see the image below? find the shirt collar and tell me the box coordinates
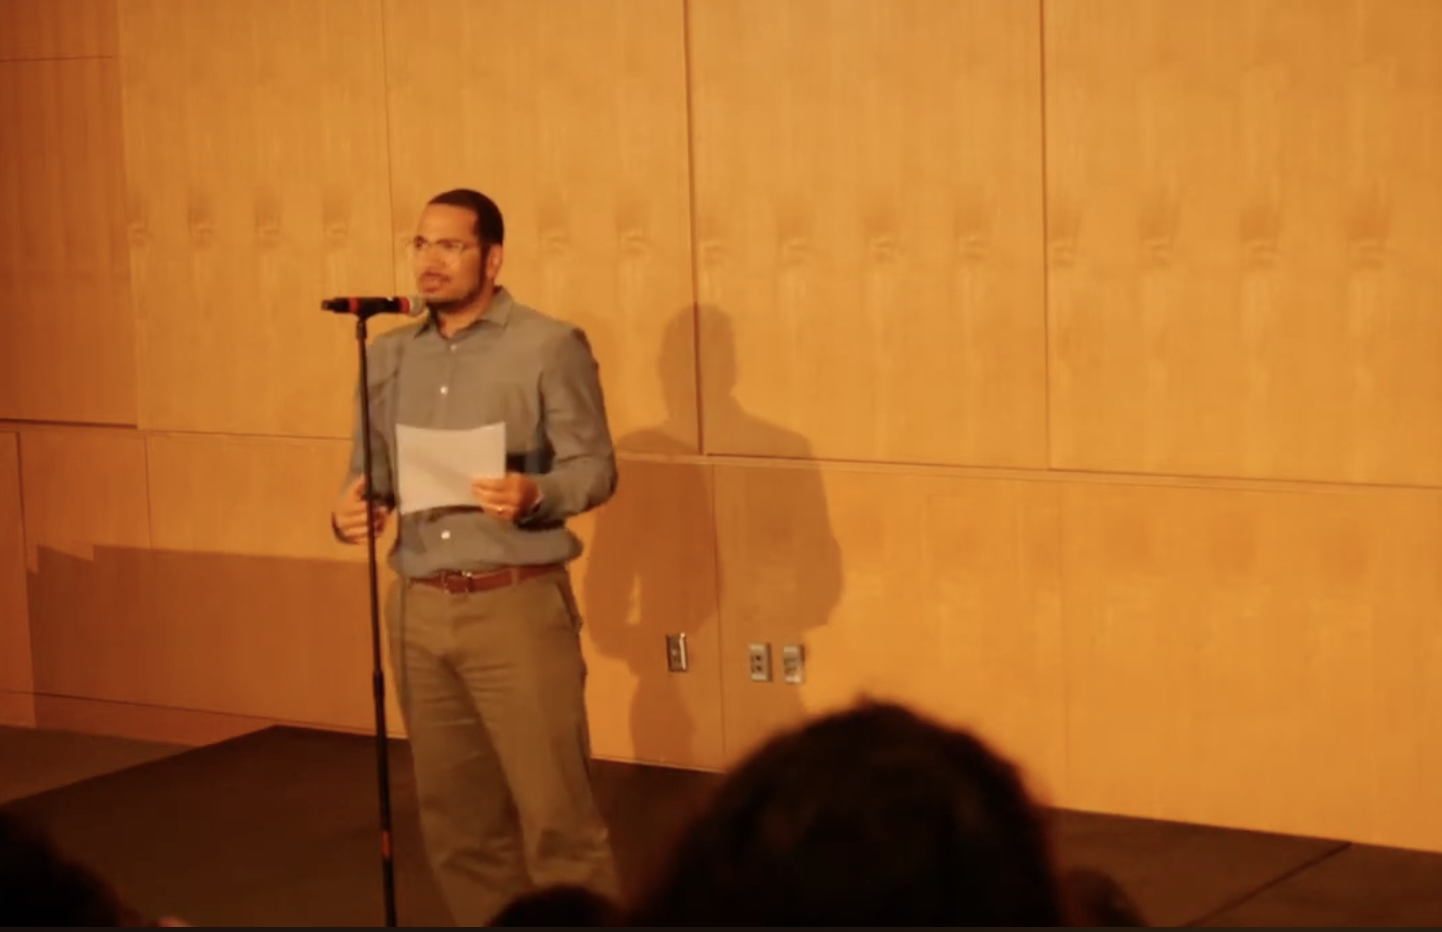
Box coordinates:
[415,285,514,337]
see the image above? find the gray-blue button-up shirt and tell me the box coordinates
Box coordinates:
[342,287,617,578]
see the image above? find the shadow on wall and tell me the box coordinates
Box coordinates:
[581,304,843,770]
[24,545,391,733]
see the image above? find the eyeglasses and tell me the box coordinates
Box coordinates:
[409,237,477,258]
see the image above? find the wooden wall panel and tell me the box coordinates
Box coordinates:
[714,463,1067,798]
[689,0,1046,467]
[384,0,697,454]
[0,432,32,724]
[121,0,394,438]
[0,0,117,60]
[0,693,35,728]
[32,695,271,746]
[20,428,150,702]
[144,433,404,732]
[146,434,370,563]
[568,458,723,770]
[1047,0,1442,485]
[0,57,134,424]
[1062,480,1442,851]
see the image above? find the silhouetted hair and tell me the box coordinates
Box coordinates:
[0,811,147,926]
[1062,867,1147,926]
[489,883,620,927]
[429,188,504,247]
[625,699,1067,927]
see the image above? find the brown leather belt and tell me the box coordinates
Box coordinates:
[411,563,562,595]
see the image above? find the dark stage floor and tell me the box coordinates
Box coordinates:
[4,725,1442,927]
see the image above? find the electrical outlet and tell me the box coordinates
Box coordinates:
[781,643,805,684]
[748,642,772,682]
[665,633,688,672]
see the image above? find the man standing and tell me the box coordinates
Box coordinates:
[330,188,621,924]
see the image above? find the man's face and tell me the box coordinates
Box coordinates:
[411,203,492,309]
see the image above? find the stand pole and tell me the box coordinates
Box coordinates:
[356,312,398,928]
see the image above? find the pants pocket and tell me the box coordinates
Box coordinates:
[550,572,584,635]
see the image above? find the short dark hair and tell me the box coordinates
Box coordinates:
[1062,867,1147,926]
[489,883,621,926]
[626,700,1066,927]
[0,811,146,926]
[428,188,504,247]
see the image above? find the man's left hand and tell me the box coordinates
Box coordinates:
[471,472,539,523]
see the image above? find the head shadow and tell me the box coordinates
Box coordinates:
[581,303,843,772]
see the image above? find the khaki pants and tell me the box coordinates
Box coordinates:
[385,568,619,926]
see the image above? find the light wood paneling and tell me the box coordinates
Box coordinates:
[20,427,150,702]
[1047,0,1442,485]
[146,433,371,562]
[121,0,394,437]
[17,428,407,735]
[384,0,697,454]
[19,428,149,564]
[0,691,35,727]
[33,694,270,746]
[144,433,404,732]
[689,0,1046,467]
[714,462,1067,799]
[0,57,134,424]
[0,0,117,60]
[570,457,723,770]
[0,433,29,707]
[1062,481,1442,851]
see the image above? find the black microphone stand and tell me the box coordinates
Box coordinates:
[350,307,398,928]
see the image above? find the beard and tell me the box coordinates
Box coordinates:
[424,282,486,315]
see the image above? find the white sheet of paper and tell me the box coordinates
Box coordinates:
[395,423,506,515]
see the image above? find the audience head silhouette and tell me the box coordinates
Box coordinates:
[488,882,620,926]
[0,811,151,926]
[1062,866,1148,926]
[625,699,1066,927]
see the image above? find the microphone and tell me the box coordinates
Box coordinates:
[321,295,427,317]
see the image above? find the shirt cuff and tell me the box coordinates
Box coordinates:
[521,477,553,525]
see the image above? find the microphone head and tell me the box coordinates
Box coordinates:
[319,294,429,317]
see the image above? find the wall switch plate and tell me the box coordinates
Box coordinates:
[665,633,688,672]
[781,643,805,684]
[748,642,772,682]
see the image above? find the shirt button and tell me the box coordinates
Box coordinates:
[440,530,451,540]
[440,386,449,395]
[450,344,457,352]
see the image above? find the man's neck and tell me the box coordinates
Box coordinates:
[436,286,496,338]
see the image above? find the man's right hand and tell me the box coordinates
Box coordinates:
[332,476,390,544]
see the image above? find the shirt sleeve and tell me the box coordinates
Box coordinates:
[525,325,618,524]
[341,340,396,506]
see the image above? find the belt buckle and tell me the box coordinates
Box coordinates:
[442,571,472,595]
